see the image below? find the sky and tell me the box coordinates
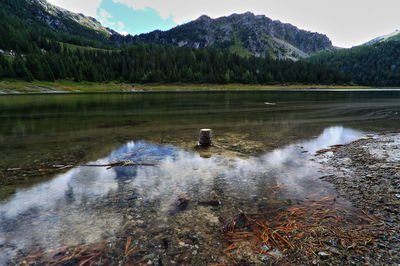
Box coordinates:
[47,0,400,48]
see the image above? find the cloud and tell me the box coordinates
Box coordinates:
[117,21,125,30]
[48,0,102,18]
[98,0,176,35]
[111,0,255,23]
[98,8,113,19]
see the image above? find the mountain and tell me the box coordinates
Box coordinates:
[1,0,335,60]
[119,12,334,60]
[0,0,349,85]
[0,0,116,49]
[364,30,400,45]
[25,0,114,36]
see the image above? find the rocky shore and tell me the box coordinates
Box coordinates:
[322,133,400,264]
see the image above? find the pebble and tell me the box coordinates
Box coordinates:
[143,253,156,260]
[261,244,270,251]
[318,251,329,259]
[328,247,340,255]
[326,239,337,247]
[339,157,352,166]
[269,249,283,259]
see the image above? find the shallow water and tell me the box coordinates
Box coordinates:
[1,91,400,263]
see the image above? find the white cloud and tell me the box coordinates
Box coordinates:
[117,21,126,30]
[98,8,113,19]
[47,0,102,18]
[97,12,126,35]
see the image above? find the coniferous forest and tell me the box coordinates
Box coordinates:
[306,41,400,86]
[0,42,349,84]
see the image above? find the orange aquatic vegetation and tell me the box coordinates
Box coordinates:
[124,237,136,258]
[18,243,108,266]
[221,196,381,263]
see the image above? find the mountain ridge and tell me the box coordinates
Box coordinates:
[0,0,116,49]
[118,12,334,60]
[1,0,337,60]
[27,0,115,36]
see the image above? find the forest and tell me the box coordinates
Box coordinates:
[0,42,348,84]
[306,41,400,86]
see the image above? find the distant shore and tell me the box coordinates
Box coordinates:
[0,80,379,94]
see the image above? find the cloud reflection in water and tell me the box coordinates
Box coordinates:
[0,126,363,263]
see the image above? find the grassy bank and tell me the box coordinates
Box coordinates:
[0,80,374,93]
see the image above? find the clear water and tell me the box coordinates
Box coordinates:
[1,91,400,263]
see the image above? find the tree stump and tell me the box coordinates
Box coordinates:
[199,129,213,147]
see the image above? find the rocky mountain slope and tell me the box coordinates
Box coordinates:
[0,0,115,47]
[120,12,334,60]
[27,0,114,35]
[364,30,400,45]
[2,0,336,60]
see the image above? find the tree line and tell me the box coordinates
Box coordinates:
[0,42,348,84]
[306,41,400,86]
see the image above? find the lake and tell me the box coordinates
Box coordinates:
[0,91,400,264]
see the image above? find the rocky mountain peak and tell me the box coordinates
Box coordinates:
[197,15,212,21]
[127,12,334,60]
[19,0,114,36]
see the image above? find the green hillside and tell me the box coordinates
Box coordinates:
[306,41,400,86]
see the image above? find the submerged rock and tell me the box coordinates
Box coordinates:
[318,251,329,259]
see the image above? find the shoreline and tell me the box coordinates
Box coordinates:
[0,80,381,94]
[321,133,400,264]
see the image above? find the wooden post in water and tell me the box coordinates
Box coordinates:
[199,129,213,147]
